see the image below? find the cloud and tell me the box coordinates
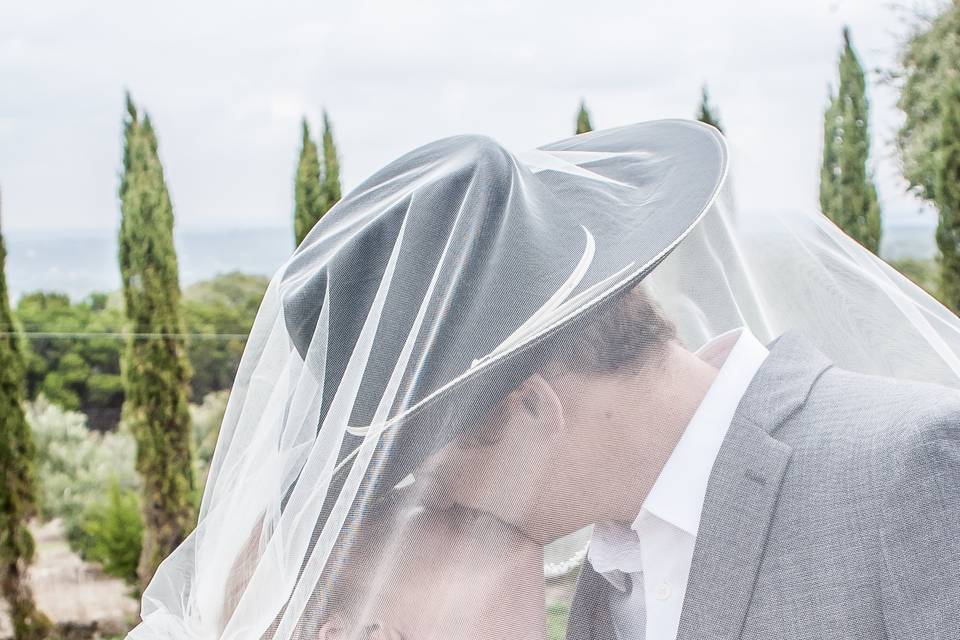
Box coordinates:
[0,0,937,232]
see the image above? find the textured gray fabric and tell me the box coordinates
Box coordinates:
[567,330,960,640]
[607,573,646,640]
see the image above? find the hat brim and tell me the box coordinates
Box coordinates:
[332,120,729,499]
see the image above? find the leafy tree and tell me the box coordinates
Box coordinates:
[15,292,125,431]
[320,110,342,214]
[13,272,268,421]
[819,26,882,254]
[0,187,52,639]
[118,93,196,589]
[294,118,325,247]
[576,100,593,134]
[189,389,229,502]
[696,85,724,133]
[181,272,269,403]
[896,2,960,203]
[936,74,960,311]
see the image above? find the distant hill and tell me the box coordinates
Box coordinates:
[4,227,294,303]
[1,220,938,303]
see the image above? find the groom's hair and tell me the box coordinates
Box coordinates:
[537,280,678,380]
[452,280,678,449]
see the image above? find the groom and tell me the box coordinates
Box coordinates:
[418,280,960,640]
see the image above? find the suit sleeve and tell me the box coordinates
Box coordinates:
[877,412,960,640]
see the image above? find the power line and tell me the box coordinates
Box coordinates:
[0,330,249,340]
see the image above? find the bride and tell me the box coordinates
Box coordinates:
[309,497,547,640]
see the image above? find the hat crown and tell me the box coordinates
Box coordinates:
[279,120,727,430]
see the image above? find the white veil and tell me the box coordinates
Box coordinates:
[126,120,960,639]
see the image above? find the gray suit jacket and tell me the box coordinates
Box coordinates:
[566,331,960,640]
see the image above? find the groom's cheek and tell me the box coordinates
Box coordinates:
[416,445,484,509]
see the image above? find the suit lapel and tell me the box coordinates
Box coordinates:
[674,417,792,639]
[566,332,832,640]
[566,559,617,640]
[675,331,832,640]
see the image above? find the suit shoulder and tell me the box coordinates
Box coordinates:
[812,366,960,447]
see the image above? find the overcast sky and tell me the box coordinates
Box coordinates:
[0,0,944,232]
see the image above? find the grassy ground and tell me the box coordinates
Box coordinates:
[547,602,570,640]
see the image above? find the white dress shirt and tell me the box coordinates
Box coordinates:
[586,327,769,640]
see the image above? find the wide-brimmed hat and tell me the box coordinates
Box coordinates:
[279,118,727,505]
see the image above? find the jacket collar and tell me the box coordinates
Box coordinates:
[674,330,832,639]
[567,330,833,640]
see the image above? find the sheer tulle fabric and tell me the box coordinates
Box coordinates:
[126,121,960,639]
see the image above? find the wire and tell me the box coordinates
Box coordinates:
[0,330,249,340]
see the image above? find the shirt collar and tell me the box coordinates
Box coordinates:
[637,327,769,537]
[587,327,769,579]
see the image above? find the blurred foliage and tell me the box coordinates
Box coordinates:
[16,291,126,431]
[26,395,139,539]
[896,1,960,204]
[935,74,960,312]
[294,112,342,248]
[575,100,592,134]
[0,193,53,638]
[118,94,197,589]
[697,84,724,133]
[820,27,881,254]
[182,272,268,403]
[320,110,342,215]
[27,389,229,586]
[888,257,941,299]
[294,118,325,248]
[188,389,229,506]
[12,272,268,431]
[74,478,143,585]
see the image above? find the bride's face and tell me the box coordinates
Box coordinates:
[318,508,546,640]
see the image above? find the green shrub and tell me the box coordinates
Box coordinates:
[26,394,139,528]
[28,388,229,583]
[74,477,143,584]
[189,389,229,507]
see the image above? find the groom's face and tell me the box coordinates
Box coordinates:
[419,370,611,544]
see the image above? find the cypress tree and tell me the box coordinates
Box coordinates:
[0,187,52,639]
[320,110,342,214]
[575,100,593,134]
[896,2,960,203]
[117,93,196,590]
[696,85,724,133]
[818,27,882,254]
[294,118,324,247]
[935,75,960,311]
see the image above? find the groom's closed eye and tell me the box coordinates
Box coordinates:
[452,395,511,449]
[456,412,507,449]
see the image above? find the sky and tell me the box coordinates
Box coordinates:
[0,0,946,233]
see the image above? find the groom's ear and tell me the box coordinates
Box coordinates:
[516,373,566,437]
